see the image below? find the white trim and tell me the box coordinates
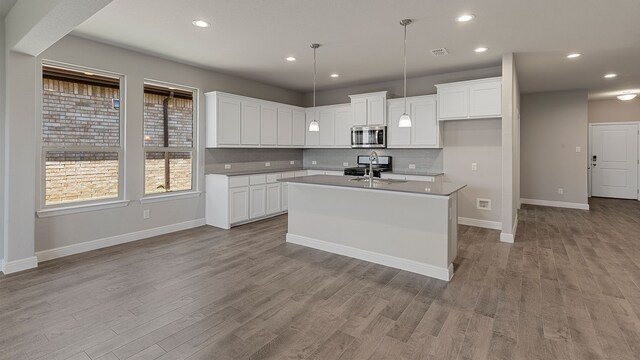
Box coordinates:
[458,217,502,230]
[512,212,519,237]
[140,191,201,204]
[286,233,453,281]
[36,218,206,263]
[500,232,514,244]
[37,200,130,218]
[520,198,590,210]
[1,256,38,274]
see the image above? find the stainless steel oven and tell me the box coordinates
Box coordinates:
[351,126,386,148]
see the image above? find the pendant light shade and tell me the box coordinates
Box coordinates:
[309,43,320,132]
[398,19,412,128]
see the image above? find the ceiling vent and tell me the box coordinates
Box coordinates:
[430,48,449,57]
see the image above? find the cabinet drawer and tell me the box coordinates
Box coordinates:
[250,175,266,185]
[266,173,281,183]
[281,171,296,179]
[229,176,249,188]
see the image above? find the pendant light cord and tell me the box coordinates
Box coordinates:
[313,46,317,113]
[403,21,407,114]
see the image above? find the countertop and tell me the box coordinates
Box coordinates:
[206,168,444,177]
[279,175,465,196]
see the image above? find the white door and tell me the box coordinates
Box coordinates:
[367,97,385,125]
[591,123,638,199]
[229,187,249,224]
[241,101,260,145]
[468,80,502,118]
[266,183,281,214]
[249,185,267,218]
[352,98,367,126]
[260,105,278,145]
[438,86,469,120]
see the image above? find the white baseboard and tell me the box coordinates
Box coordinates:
[287,233,453,281]
[36,218,206,263]
[500,233,514,243]
[458,217,502,230]
[1,256,38,274]
[520,198,589,210]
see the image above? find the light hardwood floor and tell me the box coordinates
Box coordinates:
[2,197,640,359]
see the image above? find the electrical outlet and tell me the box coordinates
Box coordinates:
[471,163,478,171]
[408,164,416,169]
[477,199,491,210]
[343,162,349,166]
[224,164,231,169]
[312,160,317,165]
[143,209,150,219]
[265,162,271,167]
[290,160,295,165]
[576,146,581,153]
[558,188,564,195]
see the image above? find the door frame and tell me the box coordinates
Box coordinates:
[588,121,640,200]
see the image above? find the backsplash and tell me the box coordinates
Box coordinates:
[205,148,303,173]
[303,148,443,174]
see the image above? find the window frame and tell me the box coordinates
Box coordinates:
[38,60,127,212]
[142,79,198,199]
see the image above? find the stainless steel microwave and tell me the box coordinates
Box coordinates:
[351,126,386,148]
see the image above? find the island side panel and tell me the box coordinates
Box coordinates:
[286,183,454,280]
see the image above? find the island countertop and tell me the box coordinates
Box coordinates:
[279,175,466,196]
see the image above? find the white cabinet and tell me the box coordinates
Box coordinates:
[266,183,281,215]
[241,101,260,145]
[387,95,440,148]
[334,106,352,147]
[292,109,306,146]
[229,187,250,224]
[260,104,278,145]
[277,107,293,146]
[306,105,350,148]
[319,109,335,146]
[436,77,502,121]
[249,185,267,219]
[307,170,344,176]
[349,92,388,126]
[207,94,241,146]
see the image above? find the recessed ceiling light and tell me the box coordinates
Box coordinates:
[330,73,339,78]
[617,93,637,101]
[286,56,296,62]
[566,53,581,59]
[604,73,617,78]
[192,20,210,28]
[457,14,475,22]
[474,47,488,53]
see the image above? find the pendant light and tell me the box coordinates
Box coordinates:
[398,19,412,128]
[308,43,320,132]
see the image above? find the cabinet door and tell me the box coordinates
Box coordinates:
[277,107,293,145]
[249,185,266,219]
[266,183,281,215]
[438,86,469,120]
[352,98,367,126]
[469,81,502,118]
[292,109,306,146]
[229,187,249,224]
[387,101,411,146]
[241,100,260,145]
[217,96,241,145]
[367,96,386,125]
[260,105,278,145]
[305,109,320,146]
[412,97,439,147]
[334,106,352,147]
[319,109,335,146]
[281,183,288,211]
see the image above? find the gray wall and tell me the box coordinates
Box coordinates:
[303,149,443,174]
[303,66,501,106]
[0,16,5,261]
[588,98,640,123]
[521,90,589,205]
[34,35,303,252]
[442,120,502,223]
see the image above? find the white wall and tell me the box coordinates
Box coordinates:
[588,98,640,123]
[521,90,589,205]
[32,35,302,253]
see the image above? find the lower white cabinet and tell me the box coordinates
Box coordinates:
[229,187,249,223]
[266,183,281,214]
[249,185,267,219]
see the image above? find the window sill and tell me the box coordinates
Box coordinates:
[140,191,201,204]
[37,200,131,218]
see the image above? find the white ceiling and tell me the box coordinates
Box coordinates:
[72,0,640,99]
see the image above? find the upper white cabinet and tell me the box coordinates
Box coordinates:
[436,77,502,121]
[305,104,351,148]
[349,91,388,126]
[387,95,441,148]
[334,106,353,147]
[292,109,306,146]
[241,100,260,145]
[277,107,293,146]
[207,94,241,146]
[260,104,278,145]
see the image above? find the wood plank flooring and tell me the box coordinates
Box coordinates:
[2,197,640,359]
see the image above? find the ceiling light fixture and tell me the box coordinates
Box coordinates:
[474,47,488,53]
[83,72,94,76]
[330,73,339,78]
[286,56,296,62]
[308,44,320,132]
[192,20,210,28]
[617,93,637,101]
[566,53,581,59]
[398,19,413,128]
[604,73,617,78]
[457,14,475,22]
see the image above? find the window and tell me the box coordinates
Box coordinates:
[41,64,124,207]
[143,82,196,195]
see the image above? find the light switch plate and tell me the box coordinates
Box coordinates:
[576,146,581,153]
[265,162,271,167]
[471,163,478,171]
[408,164,416,169]
[558,188,564,195]
[143,209,150,219]
[312,160,317,165]
[290,160,295,165]
[224,164,231,169]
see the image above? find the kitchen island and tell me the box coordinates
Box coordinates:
[279,175,466,281]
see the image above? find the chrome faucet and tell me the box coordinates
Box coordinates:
[369,151,378,186]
